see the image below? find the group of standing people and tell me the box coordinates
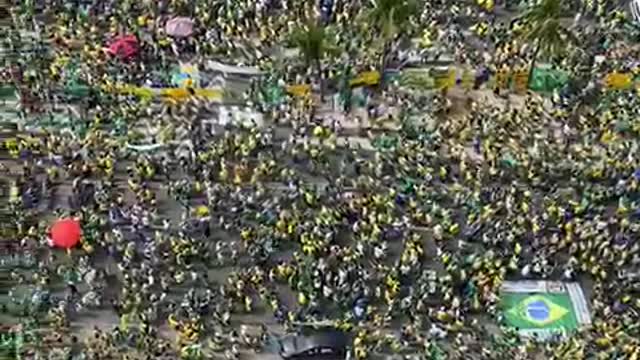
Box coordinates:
[1,0,640,359]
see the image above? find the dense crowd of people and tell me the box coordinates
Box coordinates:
[1,0,640,359]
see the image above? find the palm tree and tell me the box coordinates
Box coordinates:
[289,22,336,100]
[520,0,576,86]
[368,0,417,81]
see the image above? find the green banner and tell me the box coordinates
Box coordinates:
[263,85,285,105]
[528,67,569,93]
[372,135,398,150]
[64,85,90,98]
[395,66,570,94]
[399,69,435,90]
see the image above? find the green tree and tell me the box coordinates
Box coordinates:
[368,0,417,83]
[290,22,336,100]
[520,0,576,85]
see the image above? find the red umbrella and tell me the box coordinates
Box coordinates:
[107,35,139,61]
[50,218,82,249]
[165,17,194,38]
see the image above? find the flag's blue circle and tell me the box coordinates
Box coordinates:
[527,300,550,321]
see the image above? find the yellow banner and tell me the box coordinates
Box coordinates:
[446,68,456,89]
[476,0,494,11]
[115,84,155,99]
[495,69,509,90]
[433,69,450,89]
[350,71,381,87]
[605,72,632,90]
[461,69,474,91]
[513,69,529,93]
[160,88,191,100]
[161,88,222,103]
[432,68,457,89]
[194,88,222,99]
[109,84,222,102]
[286,84,311,97]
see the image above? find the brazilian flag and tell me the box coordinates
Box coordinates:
[502,293,578,333]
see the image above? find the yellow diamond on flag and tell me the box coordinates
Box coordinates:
[508,295,569,326]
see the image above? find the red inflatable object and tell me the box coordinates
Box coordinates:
[50,218,81,249]
[107,35,139,61]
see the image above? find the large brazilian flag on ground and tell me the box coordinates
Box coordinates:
[500,281,591,340]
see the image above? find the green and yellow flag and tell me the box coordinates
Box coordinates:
[500,281,591,339]
[505,294,574,327]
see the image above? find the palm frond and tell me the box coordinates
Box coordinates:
[522,0,563,23]
[368,0,417,35]
[520,0,574,59]
[289,22,334,65]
